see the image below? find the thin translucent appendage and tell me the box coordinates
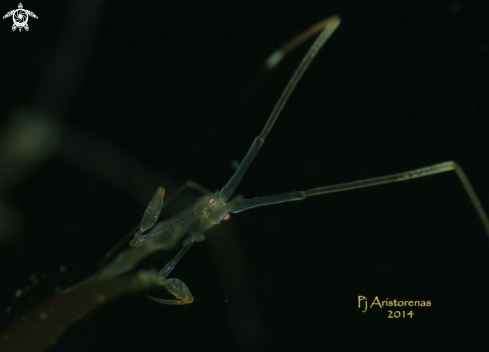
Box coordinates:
[164,180,212,205]
[140,186,165,232]
[218,16,341,202]
[265,16,342,69]
[97,240,168,280]
[147,278,194,305]
[160,242,194,277]
[259,15,340,142]
[230,161,489,237]
[130,187,166,247]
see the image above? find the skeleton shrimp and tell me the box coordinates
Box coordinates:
[119,15,489,305]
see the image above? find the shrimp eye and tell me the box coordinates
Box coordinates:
[223,214,230,221]
[207,198,214,204]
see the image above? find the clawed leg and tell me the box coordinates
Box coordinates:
[147,278,194,305]
[131,187,166,247]
[146,241,196,305]
[131,181,209,247]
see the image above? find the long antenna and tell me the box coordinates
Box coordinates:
[218,16,341,201]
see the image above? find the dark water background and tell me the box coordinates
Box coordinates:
[1,0,488,351]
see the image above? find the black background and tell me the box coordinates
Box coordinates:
[1,0,489,351]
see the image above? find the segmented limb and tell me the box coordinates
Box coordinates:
[230,161,489,237]
[146,242,195,305]
[218,16,341,201]
[131,187,165,247]
[147,278,194,305]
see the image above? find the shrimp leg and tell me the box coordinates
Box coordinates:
[131,187,166,247]
[147,278,194,305]
[146,242,195,305]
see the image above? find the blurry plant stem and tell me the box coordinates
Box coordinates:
[0,269,160,352]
